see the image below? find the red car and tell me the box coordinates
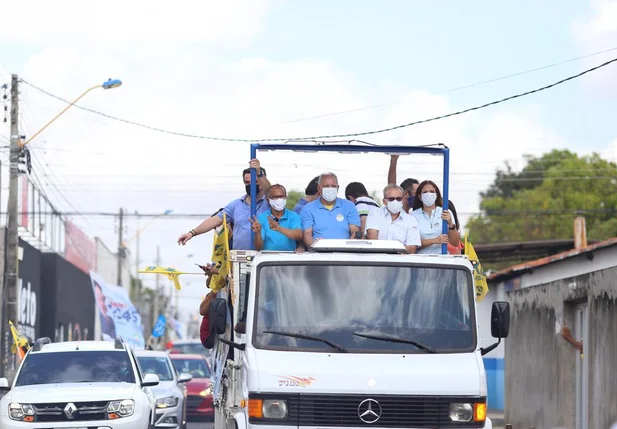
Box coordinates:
[170,353,214,420]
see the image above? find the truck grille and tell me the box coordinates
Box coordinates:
[33,401,108,422]
[250,393,486,428]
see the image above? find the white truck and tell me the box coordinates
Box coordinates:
[207,239,510,429]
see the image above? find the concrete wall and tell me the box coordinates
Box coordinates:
[504,263,617,429]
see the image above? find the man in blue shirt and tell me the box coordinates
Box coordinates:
[177,159,271,250]
[292,176,319,215]
[301,172,361,247]
[249,184,302,251]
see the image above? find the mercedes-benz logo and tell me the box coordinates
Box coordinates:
[357,398,382,424]
[64,403,77,420]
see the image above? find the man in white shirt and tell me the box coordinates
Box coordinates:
[366,184,421,253]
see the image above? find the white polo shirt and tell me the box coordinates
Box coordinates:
[411,206,445,254]
[354,196,381,218]
[366,206,421,247]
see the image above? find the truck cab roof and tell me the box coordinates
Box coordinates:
[233,239,472,269]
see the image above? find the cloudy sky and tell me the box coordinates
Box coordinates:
[1,0,616,324]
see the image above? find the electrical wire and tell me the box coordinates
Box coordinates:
[280,46,617,124]
[20,56,617,143]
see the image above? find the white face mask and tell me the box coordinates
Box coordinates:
[321,187,338,202]
[386,200,403,214]
[269,198,287,211]
[421,192,437,207]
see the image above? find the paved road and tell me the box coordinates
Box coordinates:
[188,420,214,429]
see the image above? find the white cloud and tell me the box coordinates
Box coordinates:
[0,0,275,46]
[572,0,617,96]
[0,1,586,317]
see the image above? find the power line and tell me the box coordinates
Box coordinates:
[280,46,617,124]
[21,56,617,143]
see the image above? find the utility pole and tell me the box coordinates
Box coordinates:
[117,207,124,286]
[3,74,20,380]
[135,211,140,281]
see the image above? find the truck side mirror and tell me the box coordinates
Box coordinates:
[481,301,510,356]
[490,301,510,339]
[210,298,228,335]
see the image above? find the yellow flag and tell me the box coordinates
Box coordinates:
[209,213,231,293]
[140,266,186,290]
[9,321,29,362]
[464,233,489,302]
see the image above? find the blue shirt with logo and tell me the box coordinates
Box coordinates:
[258,209,302,251]
[301,198,361,240]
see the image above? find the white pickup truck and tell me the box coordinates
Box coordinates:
[208,239,509,429]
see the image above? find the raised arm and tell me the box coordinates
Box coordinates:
[388,155,399,185]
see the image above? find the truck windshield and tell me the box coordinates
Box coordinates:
[253,263,474,353]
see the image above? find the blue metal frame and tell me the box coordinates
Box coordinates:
[249,143,450,254]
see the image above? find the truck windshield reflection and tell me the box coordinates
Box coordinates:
[254,264,475,353]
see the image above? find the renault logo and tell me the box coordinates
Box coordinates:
[64,403,77,420]
[357,398,382,424]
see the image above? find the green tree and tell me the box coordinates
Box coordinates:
[286,190,303,210]
[466,150,617,243]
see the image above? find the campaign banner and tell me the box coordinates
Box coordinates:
[64,220,96,274]
[151,315,166,338]
[89,271,145,349]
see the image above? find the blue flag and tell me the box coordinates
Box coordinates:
[152,315,167,338]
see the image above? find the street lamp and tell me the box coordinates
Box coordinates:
[2,75,123,383]
[21,78,123,148]
[102,79,122,90]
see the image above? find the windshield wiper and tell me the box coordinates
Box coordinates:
[352,332,436,353]
[263,330,347,353]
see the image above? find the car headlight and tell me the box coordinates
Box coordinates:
[107,399,135,418]
[8,403,35,422]
[199,387,212,397]
[449,402,486,422]
[156,396,179,408]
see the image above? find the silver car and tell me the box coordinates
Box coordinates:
[136,350,192,429]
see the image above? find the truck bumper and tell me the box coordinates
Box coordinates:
[245,419,492,429]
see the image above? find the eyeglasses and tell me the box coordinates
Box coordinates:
[385,197,403,202]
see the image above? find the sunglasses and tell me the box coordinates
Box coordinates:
[385,197,403,202]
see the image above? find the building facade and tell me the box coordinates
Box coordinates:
[489,238,617,429]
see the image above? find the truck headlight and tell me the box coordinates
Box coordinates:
[262,399,288,419]
[8,403,35,421]
[449,402,486,422]
[449,403,473,421]
[156,397,179,408]
[107,399,135,418]
[248,399,288,420]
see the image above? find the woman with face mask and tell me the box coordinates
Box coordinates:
[410,180,460,254]
[248,184,303,251]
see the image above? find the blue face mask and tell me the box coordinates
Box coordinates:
[407,196,414,207]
